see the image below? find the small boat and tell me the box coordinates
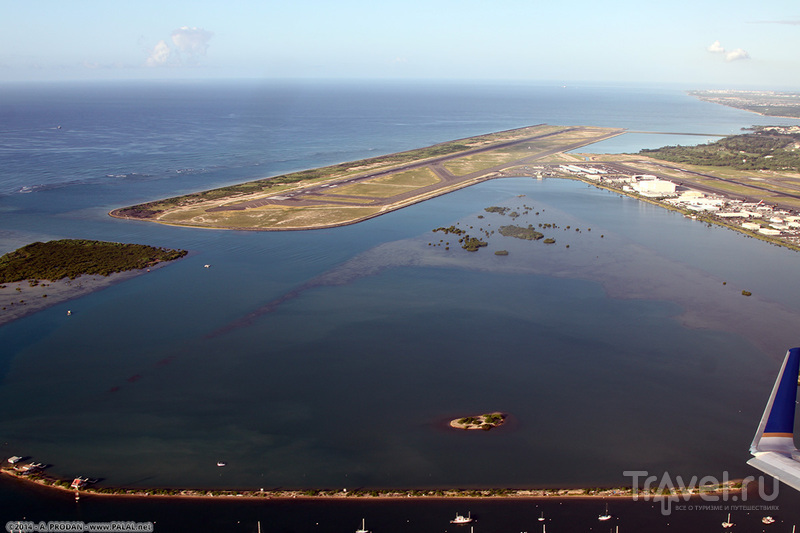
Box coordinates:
[355,518,369,533]
[450,511,473,524]
[216,461,226,467]
[598,503,611,521]
[538,511,545,522]
[722,513,734,528]
[70,477,90,489]
[762,516,775,524]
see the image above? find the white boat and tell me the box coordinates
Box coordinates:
[216,461,226,467]
[450,511,473,524]
[355,518,369,533]
[722,513,734,528]
[598,503,611,521]
[538,511,545,522]
[7,456,22,464]
[762,516,775,524]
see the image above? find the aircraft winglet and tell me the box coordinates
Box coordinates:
[750,347,800,454]
[748,347,800,492]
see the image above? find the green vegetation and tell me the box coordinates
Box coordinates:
[0,239,187,283]
[483,413,504,424]
[484,206,510,215]
[498,225,544,240]
[639,128,800,171]
[451,412,507,431]
[494,250,509,256]
[742,290,752,297]
[433,225,466,236]
[460,236,488,252]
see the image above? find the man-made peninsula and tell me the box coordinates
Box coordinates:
[109,124,800,251]
[0,239,187,326]
[0,462,743,501]
[110,125,623,231]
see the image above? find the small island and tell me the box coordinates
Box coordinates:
[450,412,507,431]
[498,224,544,240]
[0,239,187,326]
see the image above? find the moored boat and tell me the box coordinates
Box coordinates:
[450,512,473,524]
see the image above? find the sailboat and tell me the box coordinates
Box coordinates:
[721,513,734,528]
[450,511,473,524]
[598,503,611,521]
[538,511,545,522]
[355,518,369,533]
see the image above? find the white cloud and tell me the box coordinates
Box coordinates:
[706,41,750,62]
[146,40,171,67]
[707,40,725,54]
[145,27,213,67]
[171,27,214,60]
[725,48,750,62]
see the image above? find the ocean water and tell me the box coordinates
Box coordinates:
[1,80,800,528]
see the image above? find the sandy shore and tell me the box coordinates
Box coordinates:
[0,267,158,328]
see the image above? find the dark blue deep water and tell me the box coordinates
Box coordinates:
[2,80,800,530]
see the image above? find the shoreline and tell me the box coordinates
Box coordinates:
[0,467,742,502]
[496,165,800,254]
[573,176,800,254]
[0,271,143,327]
[0,259,176,328]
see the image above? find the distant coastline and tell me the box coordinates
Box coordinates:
[688,89,800,119]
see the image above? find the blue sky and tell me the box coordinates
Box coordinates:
[2,0,800,87]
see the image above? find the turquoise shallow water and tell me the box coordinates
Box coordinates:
[1,81,800,526]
